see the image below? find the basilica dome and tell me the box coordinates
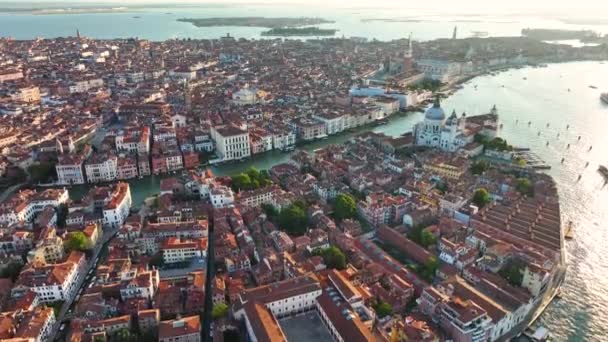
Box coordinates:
[425,97,446,121]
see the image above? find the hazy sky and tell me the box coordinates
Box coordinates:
[2,0,607,16]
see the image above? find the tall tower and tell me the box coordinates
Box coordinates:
[452,26,457,39]
[403,33,414,73]
[76,29,81,40]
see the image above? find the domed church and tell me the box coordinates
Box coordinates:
[413,97,470,152]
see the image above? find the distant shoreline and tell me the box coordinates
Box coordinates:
[177,17,335,29]
[1,7,133,16]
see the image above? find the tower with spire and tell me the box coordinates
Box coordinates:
[76,29,81,40]
[452,26,457,39]
[403,33,414,73]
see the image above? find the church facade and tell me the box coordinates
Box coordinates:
[414,98,474,152]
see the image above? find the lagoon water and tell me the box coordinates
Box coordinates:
[3,4,608,340]
[2,3,608,41]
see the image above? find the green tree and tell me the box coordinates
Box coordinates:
[231,173,252,191]
[64,231,93,252]
[420,230,437,248]
[0,260,23,281]
[422,256,438,281]
[314,246,347,270]
[261,203,279,219]
[516,178,534,197]
[231,167,272,192]
[472,188,491,208]
[470,160,490,175]
[212,303,229,320]
[111,328,137,342]
[333,193,357,221]
[28,162,57,183]
[372,300,393,318]
[278,203,308,236]
[499,261,524,286]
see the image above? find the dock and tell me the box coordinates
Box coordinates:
[513,150,551,170]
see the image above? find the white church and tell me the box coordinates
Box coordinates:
[414,97,497,152]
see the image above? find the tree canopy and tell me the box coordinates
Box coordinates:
[212,303,229,319]
[499,260,524,287]
[470,160,490,175]
[314,246,347,270]
[372,300,393,318]
[231,167,272,192]
[28,162,57,183]
[278,201,308,236]
[64,231,93,252]
[516,178,534,197]
[472,188,491,208]
[333,193,357,221]
[421,256,438,281]
[0,261,23,282]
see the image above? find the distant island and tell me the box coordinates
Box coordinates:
[177,17,334,28]
[522,28,600,41]
[261,27,337,37]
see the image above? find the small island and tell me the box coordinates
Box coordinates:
[177,17,334,28]
[521,28,600,41]
[261,27,337,37]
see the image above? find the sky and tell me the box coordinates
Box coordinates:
[1,0,607,16]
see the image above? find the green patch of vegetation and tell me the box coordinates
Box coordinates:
[421,256,438,281]
[231,167,272,192]
[47,301,64,317]
[499,259,525,287]
[470,160,490,175]
[472,188,491,208]
[333,193,357,221]
[278,200,308,236]
[408,225,437,248]
[212,303,229,319]
[372,299,393,318]
[28,162,57,183]
[64,231,93,252]
[313,246,347,270]
[0,261,23,282]
[515,177,534,197]
[476,135,513,152]
[407,78,443,92]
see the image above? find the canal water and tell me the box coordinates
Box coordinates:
[61,61,608,340]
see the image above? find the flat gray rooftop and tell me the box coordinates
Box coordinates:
[279,311,333,342]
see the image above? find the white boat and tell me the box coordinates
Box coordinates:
[601,92,608,104]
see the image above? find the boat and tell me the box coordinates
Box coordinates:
[589,85,598,89]
[601,92,608,104]
[599,165,608,181]
[555,287,563,299]
[564,221,574,240]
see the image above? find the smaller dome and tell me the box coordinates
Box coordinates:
[425,97,446,121]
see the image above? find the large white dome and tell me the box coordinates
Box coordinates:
[425,97,446,121]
